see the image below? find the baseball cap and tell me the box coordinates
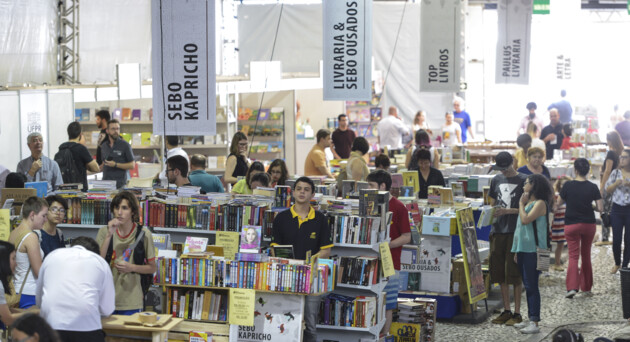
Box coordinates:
[490,152,513,171]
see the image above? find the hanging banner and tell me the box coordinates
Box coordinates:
[533,0,550,14]
[151,0,216,135]
[495,0,532,85]
[419,0,462,92]
[322,0,373,101]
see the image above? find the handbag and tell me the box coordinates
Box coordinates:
[5,266,31,308]
[532,205,551,272]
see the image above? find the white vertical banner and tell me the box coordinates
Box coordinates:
[151,0,216,135]
[419,0,462,92]
[19,90,48,160]
[495,0,532,84]
[322,0,373,101]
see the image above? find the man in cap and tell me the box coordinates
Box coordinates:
[488,152,527,326]
[16,132,63,193]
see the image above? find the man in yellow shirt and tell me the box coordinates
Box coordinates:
[304,129,334,178]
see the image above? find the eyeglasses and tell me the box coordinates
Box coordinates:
[50,207,66,215]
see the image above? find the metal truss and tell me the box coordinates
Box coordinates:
[56,0,80,85]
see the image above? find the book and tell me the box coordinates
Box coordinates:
[183,236,208,255]
[403,171,420,194]
[24,181,48,198]
[121,107,132,120]
[132,109,142,120]
[271,245,294,259]
[239,225,261,253]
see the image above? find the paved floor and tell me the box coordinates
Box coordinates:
[435,239,628,342]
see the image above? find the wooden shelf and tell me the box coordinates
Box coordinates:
[158,283,319,296]
[79,120,153,125]
[152,227,217,235]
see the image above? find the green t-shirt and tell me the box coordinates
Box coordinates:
[232,179,253,195]
[96,224,155,310]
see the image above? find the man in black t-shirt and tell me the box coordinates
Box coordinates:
[331,114,356,159]
[271,177,332,342]
[540,109,564,160]
[488,152,527,326]
[58,122,100,190]
[95,110,110,166]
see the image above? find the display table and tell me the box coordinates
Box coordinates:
[102,315,183,342]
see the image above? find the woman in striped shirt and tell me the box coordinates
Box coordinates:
[551,176,571,271]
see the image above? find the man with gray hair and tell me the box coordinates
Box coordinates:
[16,132,63,193]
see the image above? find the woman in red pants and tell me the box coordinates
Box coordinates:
[558,158,603,298]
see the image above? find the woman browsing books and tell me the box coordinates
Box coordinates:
[232,162,270,195]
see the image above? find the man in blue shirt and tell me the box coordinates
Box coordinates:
[188,154,224,193]
[548,89,573,124]
[100,120,135,189]
[453,97,474,143]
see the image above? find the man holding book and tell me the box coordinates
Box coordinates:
[271,176,333,342]
[366,170,411,336]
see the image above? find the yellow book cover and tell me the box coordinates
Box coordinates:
[390,322,421,342]
[403,171,420,194]
[188,331,209,342]
[141,132,152,146]
[202,290,212,320]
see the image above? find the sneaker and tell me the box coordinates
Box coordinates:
[566,290,578,299]
[520,322,540,334]
[491,310,513,324]
[514,321,529,329]
[612,265,621,274]
[552,264,565,271]
[505,313,523,326]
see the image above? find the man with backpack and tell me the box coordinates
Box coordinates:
[56,122,100,191]
[17,132,64,194]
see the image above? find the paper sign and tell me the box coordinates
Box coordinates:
[495,0,532,85]
[418,235,451,292]
[456,207,487,304]
[0,209,10,241]
[151,0,216,135]
[216,231,240,260]
[379,242,395,277]
[420,0,462,92]
[323,0,373,100]
[229,293,303,342]
[229,288,255,326]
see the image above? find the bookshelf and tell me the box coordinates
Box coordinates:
[316,195,391,342]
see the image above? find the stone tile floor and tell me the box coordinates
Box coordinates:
[435,241,629,341]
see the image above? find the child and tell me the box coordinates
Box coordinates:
[551,176,571,271]
[560,124,583,150]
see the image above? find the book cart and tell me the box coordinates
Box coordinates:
[315,190,392,342]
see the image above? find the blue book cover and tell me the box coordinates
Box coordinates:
[25,181,47,198]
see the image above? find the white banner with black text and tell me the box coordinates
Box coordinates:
[322,0,372,101]
[151,0,216,135]
[495,0,532,84]
[419,0,462,92]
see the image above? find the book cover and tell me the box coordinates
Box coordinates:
[189,331,211,342]
[183,236,208,255]
[111,108,122,120]
[132,109,141,120]
[239,225,261,253]
[24,181,48,198]
[121,107,132,120]
[74,109,82,121]
[258,109,270,120]
[271,245,294,259]
[403,171,420,194]
[400,186,415,198]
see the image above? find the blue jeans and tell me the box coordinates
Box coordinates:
[611,204,630,267]
[517,252,541,322]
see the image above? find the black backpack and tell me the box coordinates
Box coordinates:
[105,225,153,296]
[54,144,82,184]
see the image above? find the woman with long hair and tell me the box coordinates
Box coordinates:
[511,174,553,334]
[268,159,289,187]
[224,132,250,185]
[405,129,440,169]
[8,197,47,309]
[605,149,630,274]
[560,158,602,297]
[412,110,432,135]
[598,131,624,245]
[0,241,22,327]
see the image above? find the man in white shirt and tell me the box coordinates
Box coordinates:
[36,236,115,342]
[377,106,408,150]
[157,135,190,187]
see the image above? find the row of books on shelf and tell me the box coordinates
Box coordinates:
[155,256,335,294]
[239,125,283,138]
[318,293,380,328]
[237,107,283,121]
[75,107,153,122]
[337,256,381,286]
[167,288,228,321]
[328,215,387,245]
